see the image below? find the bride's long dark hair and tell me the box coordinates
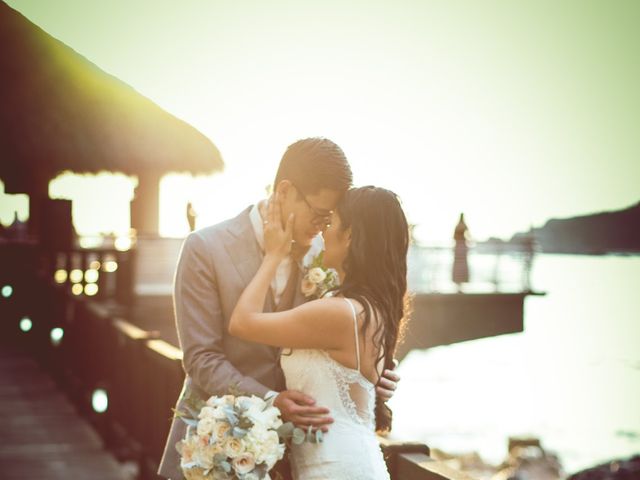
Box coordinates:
[330,186,410,434]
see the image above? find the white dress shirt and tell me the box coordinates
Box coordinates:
[249,201,293,305]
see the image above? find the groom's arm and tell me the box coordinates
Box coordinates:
[174,232,270,397]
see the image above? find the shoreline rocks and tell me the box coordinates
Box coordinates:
[568,455,640,480]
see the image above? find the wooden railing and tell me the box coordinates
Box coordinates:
[50,246,136,304]
[408,243,536,293]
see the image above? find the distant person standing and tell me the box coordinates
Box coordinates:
[521,228,537,292]
[186,201,197,232]
[452,213,469,289]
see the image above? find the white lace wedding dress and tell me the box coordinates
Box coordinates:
[280,298,391,480]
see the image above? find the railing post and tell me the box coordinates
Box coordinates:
[143,339,184,478]
[114,249,135,306]
[109,318,159,460]
[379,437,430,479]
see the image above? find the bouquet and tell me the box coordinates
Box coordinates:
[176,392,322,480]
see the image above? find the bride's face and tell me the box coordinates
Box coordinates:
[322,212,350,271]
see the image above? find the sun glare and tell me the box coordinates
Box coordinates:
[48,172,136,237]
[0,180,29,226]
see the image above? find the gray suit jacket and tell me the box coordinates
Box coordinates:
[158,206,306,479]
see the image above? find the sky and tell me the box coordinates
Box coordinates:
[1,0,639,241]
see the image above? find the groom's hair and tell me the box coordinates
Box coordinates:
[274,137,353,194]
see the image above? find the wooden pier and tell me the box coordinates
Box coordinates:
[0,345,127,480]
[397,291,545,360]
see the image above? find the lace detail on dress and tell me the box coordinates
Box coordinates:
[279,293,390,479]
[321,351,376,429]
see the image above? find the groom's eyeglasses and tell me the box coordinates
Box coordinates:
[292,183,333,228]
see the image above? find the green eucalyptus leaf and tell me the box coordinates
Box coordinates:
[220,460,232,473]
[223,406,238,426]
[277,422,294,438]
[306,425,315,443]
[292,427,306,445]
[228,383,247,397]
[232,427,248,438]
[180,418,198,428]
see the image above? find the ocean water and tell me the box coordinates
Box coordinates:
[390,254,640,474]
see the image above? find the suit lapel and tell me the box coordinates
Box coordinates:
[223,206,276,312]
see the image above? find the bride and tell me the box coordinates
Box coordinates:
[229,186,410,480]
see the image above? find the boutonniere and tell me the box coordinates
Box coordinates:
[301,251,338,299]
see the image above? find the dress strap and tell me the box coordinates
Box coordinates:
[343,298,361,372]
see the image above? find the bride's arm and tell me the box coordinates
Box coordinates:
[229,194,352,349]
[230,294,352,349]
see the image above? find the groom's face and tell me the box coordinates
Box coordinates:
[276,181,342,248]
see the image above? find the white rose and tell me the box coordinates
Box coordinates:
[177,439,194,464]
[246,424,268,448]
[179,433,202,460]
[213,421,231,441]
[224,437,245,458]
[192,445,214,470]
[196,417,216,436]
[206,394,235,407]
[263,442,286,469]
[213,407,227,420]
[206,406,227,420]
[246,405,282,430]
[307,267,327,284]
[197,434,210,450]
[244,473,260,480]
[232,452,256,475]
[246,426,283,464]
[209,441,224,455]
[236,395,266,411]
[184,467,207,480]
[198,406,216,419]
[301,278,317,297]
[263,406,283,428]
[260,430,280,456]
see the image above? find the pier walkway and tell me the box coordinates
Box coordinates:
[0,344,127,480]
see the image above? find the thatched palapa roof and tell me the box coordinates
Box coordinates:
[0,1,223,192]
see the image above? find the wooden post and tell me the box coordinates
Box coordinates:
[26,174,49,239]
[130,170,163,238]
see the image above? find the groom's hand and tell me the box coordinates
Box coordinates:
[376,367,401,402]
[274,390,333,432]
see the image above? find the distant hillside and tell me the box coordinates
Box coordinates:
[511,202,640,254]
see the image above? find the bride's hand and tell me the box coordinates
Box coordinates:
[263,193,294,261]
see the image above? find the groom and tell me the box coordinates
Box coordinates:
[158,138,399,479]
